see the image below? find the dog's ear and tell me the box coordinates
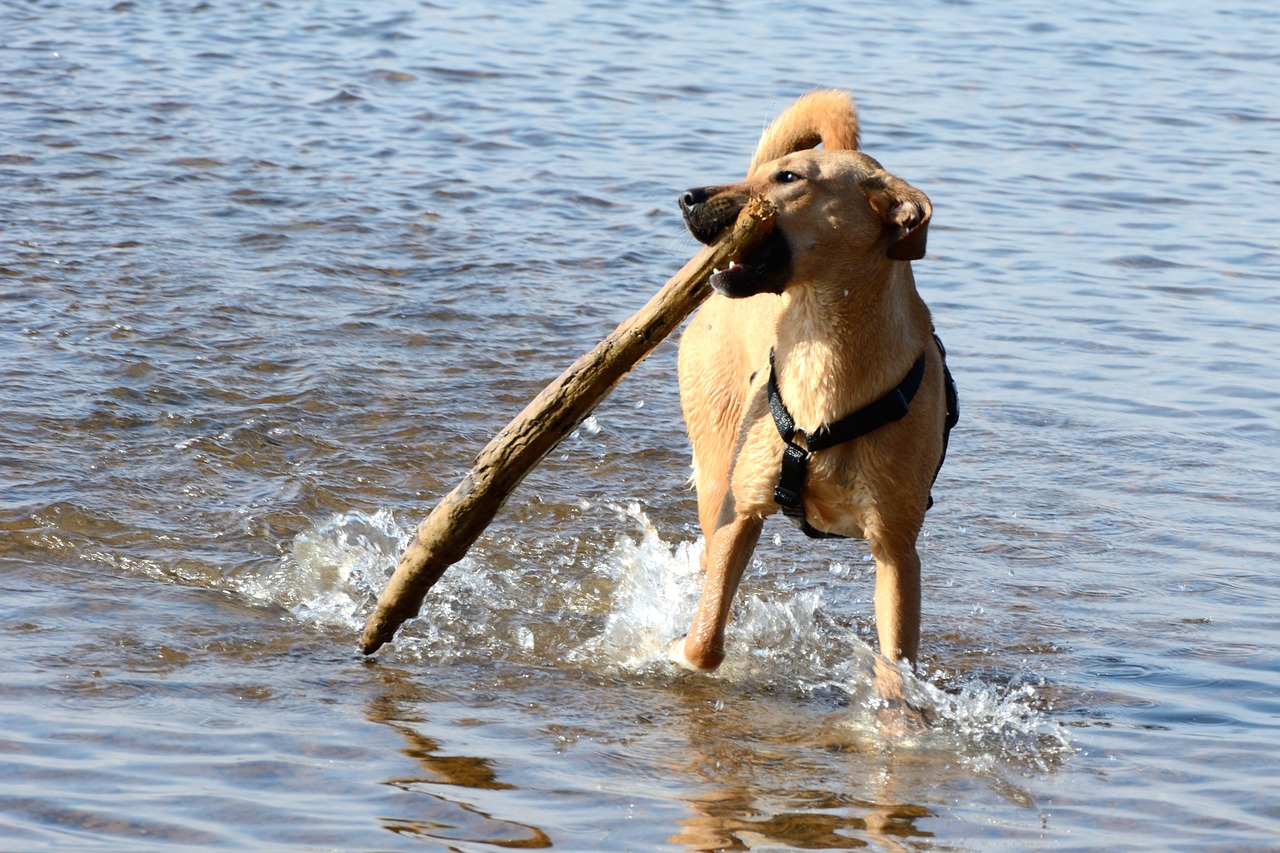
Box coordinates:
[865,176,932,261]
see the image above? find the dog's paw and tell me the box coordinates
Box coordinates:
[871,658,930,733]
[874,696,930,735]
[667,636,697,670]
[667,636,719,672]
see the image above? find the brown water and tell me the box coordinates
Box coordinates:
[3,1,1280,850]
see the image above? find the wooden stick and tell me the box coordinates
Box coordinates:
[360,195,777,655]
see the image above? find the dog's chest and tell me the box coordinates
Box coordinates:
[797,448,876,538]
[771,346,851,433]
[733,419,877,538]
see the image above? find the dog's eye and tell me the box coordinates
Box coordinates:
[774,170,802,184]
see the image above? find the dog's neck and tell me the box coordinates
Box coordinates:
[771,265,929,433]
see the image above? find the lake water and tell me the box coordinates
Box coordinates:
[3,1,1279,850]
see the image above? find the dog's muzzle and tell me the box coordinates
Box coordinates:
[679,185,743,244]
[679,185,790,298]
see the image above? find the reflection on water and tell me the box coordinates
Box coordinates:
[3,0,1280,848]
[364,661,960,853]
[368,673,560,850]
[380,724,553,849]
[358,648,1061,851]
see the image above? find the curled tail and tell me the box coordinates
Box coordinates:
[747,89,860,178]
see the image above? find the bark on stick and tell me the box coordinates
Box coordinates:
[359,196,777,655]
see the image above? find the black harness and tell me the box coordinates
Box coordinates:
[767,334,958,539]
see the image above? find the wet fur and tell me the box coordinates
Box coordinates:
[670,91,947,712]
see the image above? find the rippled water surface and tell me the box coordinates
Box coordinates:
[4,1,1280,850]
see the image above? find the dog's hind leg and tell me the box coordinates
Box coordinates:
[668,513,763,672]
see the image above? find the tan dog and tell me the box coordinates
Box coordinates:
[669,91,956,712]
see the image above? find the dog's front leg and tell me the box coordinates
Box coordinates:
[871,540,921,665]
[869,538,929,727]
[668,514,764,672]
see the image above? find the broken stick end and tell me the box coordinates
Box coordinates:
[745,193,777,224]
[359,607,409,656]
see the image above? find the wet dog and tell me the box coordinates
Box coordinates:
[669,91,956,715]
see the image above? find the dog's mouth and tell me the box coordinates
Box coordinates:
[680,186,791,298]
[708,231,790,298]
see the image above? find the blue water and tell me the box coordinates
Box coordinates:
[3,1,1279,850]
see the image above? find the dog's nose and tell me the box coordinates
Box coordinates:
[679,186,711,211]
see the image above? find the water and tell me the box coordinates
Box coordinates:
[3,1,1279,849]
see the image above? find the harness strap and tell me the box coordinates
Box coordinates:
[933,333,960,500]
[768,335,957,539]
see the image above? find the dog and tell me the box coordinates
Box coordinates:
[668,91,957,715]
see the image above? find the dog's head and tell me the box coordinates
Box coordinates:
[679,150,931,298]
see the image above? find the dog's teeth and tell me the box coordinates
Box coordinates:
[729,261,741,270]
[713,267,723,275]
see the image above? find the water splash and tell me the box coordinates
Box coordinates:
[906,673,1074,772]
[236,508,409,629]
[579,507,1070,767]
[263,505,1071,766]
[573,506,704,669]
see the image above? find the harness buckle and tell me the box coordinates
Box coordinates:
[774,442,810,512]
